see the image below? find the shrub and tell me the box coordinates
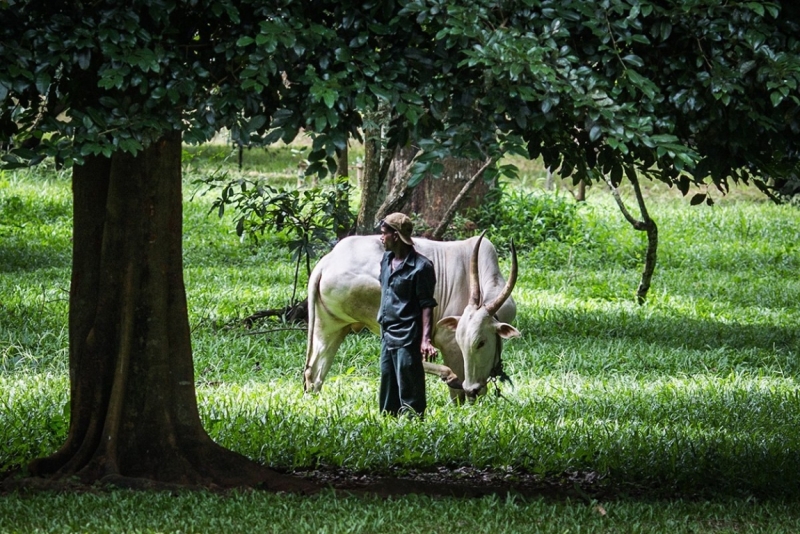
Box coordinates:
[457,186,588,253]
[193,173,354,303]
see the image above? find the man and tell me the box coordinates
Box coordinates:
[377,212,438,417]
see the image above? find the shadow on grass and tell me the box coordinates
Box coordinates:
[0,240,70,273]
[517,308,799,373]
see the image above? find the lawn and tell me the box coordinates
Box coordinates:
[1,144,799,532]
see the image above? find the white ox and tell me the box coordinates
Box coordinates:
[303,233,520,400]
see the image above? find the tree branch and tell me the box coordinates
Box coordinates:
[431,157,494,240]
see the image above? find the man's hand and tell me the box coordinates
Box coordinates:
[421,307,436,362]
[421,338,437,362]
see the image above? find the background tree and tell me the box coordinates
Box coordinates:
[395,0,800,300]
[423,0,800,195]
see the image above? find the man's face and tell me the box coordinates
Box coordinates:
[380,225,398,251]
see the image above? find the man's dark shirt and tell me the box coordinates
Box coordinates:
[377,248,437,348]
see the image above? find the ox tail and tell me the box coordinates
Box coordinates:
[303,263,324,391]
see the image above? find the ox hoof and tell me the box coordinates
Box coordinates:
[443,374,463,390]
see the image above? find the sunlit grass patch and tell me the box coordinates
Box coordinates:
[3,149,800,507]
[188,370,800,497]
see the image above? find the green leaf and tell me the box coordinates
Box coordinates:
[271,108,293,126]
[248,115,267,132]
[322,91,335,109]
[677,175,690,195]
[76,50,91,70]
[609,163,621,186]
[314,113,327,131]
[402,92,424,105]
[34,71,51,94]
[408,170,426,187]
[746,2,765,16]
[690,193,706,206]
[236,36,255,47]
[622,54,644,68]
[649,134,679,144]
[368,84,394,102]
[739,60,756,75]
[659,22,672,41]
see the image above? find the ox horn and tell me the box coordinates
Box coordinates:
[485,239,518,316]
[469,231,486,306]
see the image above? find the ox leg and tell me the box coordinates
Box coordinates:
[423,362,463,390]
[304,325,349,393]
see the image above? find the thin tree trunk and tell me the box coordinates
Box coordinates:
[333,145,351,239]
[545,167,555,191]
[335,144,348,178]
[576,179,586,202]
[355,106,398,234]
[606,168,658,305]
[27,131,315,491]
[355,124,387,234]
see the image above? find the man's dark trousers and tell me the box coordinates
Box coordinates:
[379,343,426,417]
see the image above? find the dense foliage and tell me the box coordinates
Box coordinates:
[2,0,798,195]
[466,188,587,253]
[441,0,800,195]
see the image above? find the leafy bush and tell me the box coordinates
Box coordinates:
[193,174,354,302]
[457,187,588,253]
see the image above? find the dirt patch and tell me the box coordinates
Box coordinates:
[294,466,618,501]
[2,465,638,501]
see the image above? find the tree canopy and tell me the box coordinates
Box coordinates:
[449,0,800,198]
[3,0,798,197]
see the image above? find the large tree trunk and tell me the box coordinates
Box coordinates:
[429,157,494,240]
[408,156,493,235]
[27,131,314,491]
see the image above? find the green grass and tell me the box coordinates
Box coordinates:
[3,489,800,533]
[2,147,800,531]
[4,489,800,534]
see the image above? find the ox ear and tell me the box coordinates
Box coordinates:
[495,322,521,339]
[437,316,461,331]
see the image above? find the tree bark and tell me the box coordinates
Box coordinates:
[355,110,396,234]
[335,144,349,178]
[574,179,586,202]
[431,157,494,240]
[378,148,494,238]
[355,116,494,236]
[27,131,315,491]
[355,126,384,233]
[375,145,418,221]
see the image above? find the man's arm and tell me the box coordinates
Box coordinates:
[420,307,437,362]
